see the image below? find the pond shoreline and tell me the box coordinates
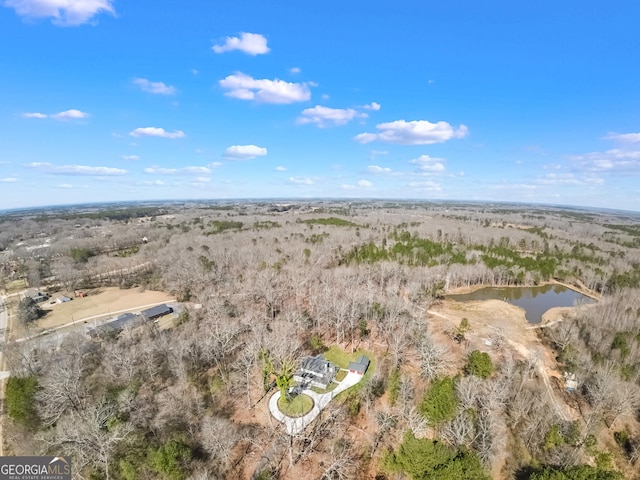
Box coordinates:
[444,281,596,324]
[445,279,600,301]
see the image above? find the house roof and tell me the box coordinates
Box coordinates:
[300,354,333,374]
[25,288,46,298]
[87,313,141,337]
[140,304,172,319]
[348,355,370,373]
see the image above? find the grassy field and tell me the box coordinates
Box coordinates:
[277,393,314,417]
[37,287,174,329]
[4,279,27,294]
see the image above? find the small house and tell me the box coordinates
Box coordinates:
[52,293,72,304]
[86,313,142,338]
[348,355,370,376]
[23,288,48,303]
[293,354,337,389]
[140,304,173,321]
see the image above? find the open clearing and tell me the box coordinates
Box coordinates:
[37,287,174,330]
[428,298,577,421]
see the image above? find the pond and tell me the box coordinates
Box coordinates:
[447,284,594,324]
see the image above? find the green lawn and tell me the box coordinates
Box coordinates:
[310,381,340,394]
[277,393,314,417]
[323,346,376,397]
[335,370,347,382]
[324,346,374,370]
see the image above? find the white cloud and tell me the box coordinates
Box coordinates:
[140,179,165,186]
[122,155,139,161]
[0,177,17,183]
[212,32,270,55]
[144,165,211,175]
[52,109,89,120]
[22,112,47,118]
[223,145,268,160]
[537,173,604,187]
[22,109,88,120]
[130,127,185,139]
[26,162,127,176]
[343,179,374,190]
[409,154,446,172]
[289,67,301,75]
[491,182,538,191]
[362,102,381,111]
[219,72,311,104]
[368,165,393,175]
[191,69,199,76]
[369,149,389,161]
[297,105,366,127]
[194,176,211,183]
[55,183,73,189]
[289,176,313,185]
[604,132,640,143]
[210,162,222,168]
[132,78,178,95]
[354,119,468,145]
[275,166,287,171]
[408,180,442,191]
[4,0,114,26]
[569,148,640,174]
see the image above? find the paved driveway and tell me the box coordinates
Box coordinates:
[268,371,363,435]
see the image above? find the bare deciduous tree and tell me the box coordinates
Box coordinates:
[417,335,450,380]
[41,399,134,480]
[36,339,88,427]
[200,415,241,474]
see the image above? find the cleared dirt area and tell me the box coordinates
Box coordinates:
[428,298,578,422]
[37,287,174,330]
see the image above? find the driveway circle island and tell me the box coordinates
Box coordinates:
[277,393,314,417]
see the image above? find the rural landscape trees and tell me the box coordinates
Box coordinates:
[0,200,639,479]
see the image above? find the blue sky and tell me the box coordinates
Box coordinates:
[1,1,640,210]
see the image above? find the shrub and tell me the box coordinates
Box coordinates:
[6,376,39,427]
[384,431,489,480]
[464,350,494,378]
[420,377,458,425]
[147,438,191,480]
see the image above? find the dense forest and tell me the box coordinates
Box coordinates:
[1,201,639,479]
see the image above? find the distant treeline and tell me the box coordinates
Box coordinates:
[34,206,168,222]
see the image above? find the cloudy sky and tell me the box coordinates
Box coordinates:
[1,1,639,210]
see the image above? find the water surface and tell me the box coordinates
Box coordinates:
[447,284,593,324]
